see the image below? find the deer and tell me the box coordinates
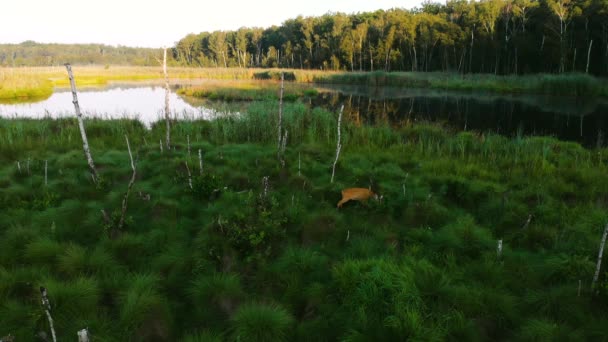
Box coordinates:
[337,187,381,208]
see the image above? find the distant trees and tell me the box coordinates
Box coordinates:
[170,0,608,75]
[0,42,161,66]
[5,1,608,76]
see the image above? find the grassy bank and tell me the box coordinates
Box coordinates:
[178,81,318,102]
[1,101,608,340]
[4,66,607,102]
[0,70,53,101]
[0,66,336,102]
[314,71,608,98]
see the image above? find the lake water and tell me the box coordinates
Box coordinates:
[0,84,220,127]
[1,82,607,146]
[315,85,608,147]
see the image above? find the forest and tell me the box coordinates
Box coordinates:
[4,0,608,76]
[172,0,608,75]
[0,41,159,67]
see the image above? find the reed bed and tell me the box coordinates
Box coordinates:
[314,71,608,98]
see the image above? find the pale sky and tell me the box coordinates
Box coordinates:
[0,0,419,48]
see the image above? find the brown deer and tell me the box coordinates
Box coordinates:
[337,187,380,208]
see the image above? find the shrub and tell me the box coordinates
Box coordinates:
[231,302,294,342]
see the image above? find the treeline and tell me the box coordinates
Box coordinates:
[0,41,162,66]
[174,0,608,75]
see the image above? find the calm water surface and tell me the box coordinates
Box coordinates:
[315,85,608,147]
[1,82,607,146]
[0,84,220,127]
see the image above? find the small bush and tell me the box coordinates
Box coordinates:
[231,302,294,342]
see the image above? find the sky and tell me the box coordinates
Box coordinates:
[0,0,420,48]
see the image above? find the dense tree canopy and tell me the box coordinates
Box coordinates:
[0,41,161,66]
[3,1,608,76]
[172,0,608,75]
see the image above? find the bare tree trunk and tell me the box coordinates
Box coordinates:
[118,135,136,232]
[187,134,191,158]
[540,35,545,52]
[77,328,90,342]
[591,223,608,291]
[331,105,344,184]
[198,149,203,175]
[185,161,193,189]
[40,286,57,342]
[65,64,99,183]
[515,47,518,74]
[221,51,227,68]
[469,29,475,73]
[163,48,171,150]
[586,40,594,74]
[277,73,284,150]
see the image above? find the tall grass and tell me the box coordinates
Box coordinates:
[0,66,335,101]
[178,81,318,102]
[1,96,608,340]
[0,69,53,101]
[314,71,608,97]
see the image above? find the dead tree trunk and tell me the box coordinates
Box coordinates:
[586,40,594,74]
[65,64,99,183]
[118,135,137,232]
[185,161,193,189]
[163,48,171,150]
[198,149,203,175]
[331,105,344,184]
[77,328,90,342]
[277,72,284,150]
[40,286,57,342]
[591,222,608,291]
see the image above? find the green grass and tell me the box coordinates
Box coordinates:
[177,81,318,102]
[0,71,53,101]
[0,66,333,102]
[0,98,608,340]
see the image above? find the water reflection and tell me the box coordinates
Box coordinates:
[1,82,606,146]
[0,84,218,127]
[315,85,608,146]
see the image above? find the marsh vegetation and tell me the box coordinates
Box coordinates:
[2,2,608,337]
[1,90,608,339]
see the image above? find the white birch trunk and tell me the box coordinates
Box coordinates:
[118,135,137,232]
[185,161,193,189]
[591,223,608,291]
[40,287,57,342]
[198,149,203,175]
[65,64,98,183]
[163,48,171,149]
[187,135,191,158]
[277,72,284,150]
[77,328,90,342]
[586,40,594,74]
[331,105,344,184]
